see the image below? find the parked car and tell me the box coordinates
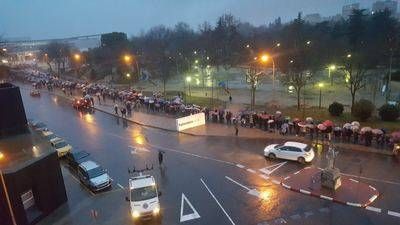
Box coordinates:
[41,130,59,142]
[31,121,47,131]
[264,141,315,164]
[50,138,72,157]
[65,150,90,170]
[77,160,111,191]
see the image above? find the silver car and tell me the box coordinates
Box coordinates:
[77,160,111,191]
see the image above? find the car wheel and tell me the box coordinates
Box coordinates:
[298,157,306,164]
[268,153,276,159]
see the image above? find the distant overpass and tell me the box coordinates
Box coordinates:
[0,34,103,53]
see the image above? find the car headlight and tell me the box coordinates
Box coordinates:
[132,210,140,218]
[153,206,160,215]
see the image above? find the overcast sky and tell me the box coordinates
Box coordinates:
[0,0,381,39]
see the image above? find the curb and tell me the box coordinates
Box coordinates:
[280,171,380,208]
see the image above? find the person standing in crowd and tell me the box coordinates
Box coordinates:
[114,104,119,115]
[97,93,101,105]
[229,95,232,103]
[234,122,239,136]
[158,150,164,166]
[90,96,94,106]
[121,108,126,118]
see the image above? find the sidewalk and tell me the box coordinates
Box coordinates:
[32,85,394,156]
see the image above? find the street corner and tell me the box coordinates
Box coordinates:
[280,166,379,208]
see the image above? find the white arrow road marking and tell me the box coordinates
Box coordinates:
[129,145,150,155]
[225,176,261,198]
[201,178,236,225]
[259,162,287,175]
[180,193,201,222]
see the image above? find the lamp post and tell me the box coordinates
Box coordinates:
[318,82,324,109]
[0,152,17,225]
[328,65,336,86]
[260,54,276,100]
[186,76,192,102]
[73,53,81,76]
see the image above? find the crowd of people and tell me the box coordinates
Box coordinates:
[17,68,400,153]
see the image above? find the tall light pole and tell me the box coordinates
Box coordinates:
[328,65,336,86]
[0,152,17,225]
[260,54,276,101]
[186,76,192,102]
[73,53,81,76]
[318,82,324,109]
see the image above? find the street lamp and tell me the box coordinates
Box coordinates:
[328,65,336,86]
[259,54,276,100]
[318,82,324,109]
[347,54,352,58]
[74,53,81,61]
[186,76,192,100]
[306,40,311,45]
[124,54,132,64]
[2,48,7,52]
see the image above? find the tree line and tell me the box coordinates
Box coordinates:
[40,9,400,111]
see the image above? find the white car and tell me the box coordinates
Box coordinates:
[127,174,161,220]
[77,160,111,191]
[264,141,315,164]
[50,137,72,157]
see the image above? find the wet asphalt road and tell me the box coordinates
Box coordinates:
[16,84,400,225]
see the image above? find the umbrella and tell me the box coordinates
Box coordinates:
[275,111,282,115]
[306,124,315,129]
[351,125,360,132]
[297,121,307,127]
[351,121,360,127]
[334,126,342,131]
[323,120,334,127]
[343,123,352,129]
[360,127,373,134]
[372,129,384,135]
[317,124,327,131]
[306,117,313,123]
[268,119,274,124]
[293,118,301,122]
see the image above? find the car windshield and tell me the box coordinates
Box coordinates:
[275,145,283,149]
[87,166,105,178]
[47,134,57,140]
[74,151,89,160]
[54,141,68,149]
[131,186,157,201]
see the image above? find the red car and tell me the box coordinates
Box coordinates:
[72,98,91,110]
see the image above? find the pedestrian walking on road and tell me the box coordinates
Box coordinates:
[234,122,239,136]
[114,104,119,115]
[158,151,165,166]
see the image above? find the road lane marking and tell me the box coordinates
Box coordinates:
[259,162,287,175]
[225,176,251,191]
[282,184,291,189]
[117,183,124,189]
[236,164,245,169]
[272,179,281,185]
[349,178,359,183]
[246,168,256,173]
[200,178,236,225]
[259,174,269,180]
[388,210,400,218]
[180,193,201,222]
[147,143,236,166]
[340,172,400,186]
[365,206,381,213]
[346,202,362,207]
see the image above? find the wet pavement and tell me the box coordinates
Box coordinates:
[15,83,400,225]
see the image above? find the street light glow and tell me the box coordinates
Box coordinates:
[347,54,352,58]
[276,43,281,47]
[245,44,250,48]
[126,73,131,78]
[195,60,199,64]
[260,54,269,63]
[0,151,4,160]
[186,76,191,82]
[124,54,132,63]
[306,40,311,45]
[193,51,197,55]
[74,53,81,61]
[329,65,336,70]
[2,48,7,52]
[290,60,294,63]
[318,82,324,88]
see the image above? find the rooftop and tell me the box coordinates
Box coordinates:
[0,127,55,173]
